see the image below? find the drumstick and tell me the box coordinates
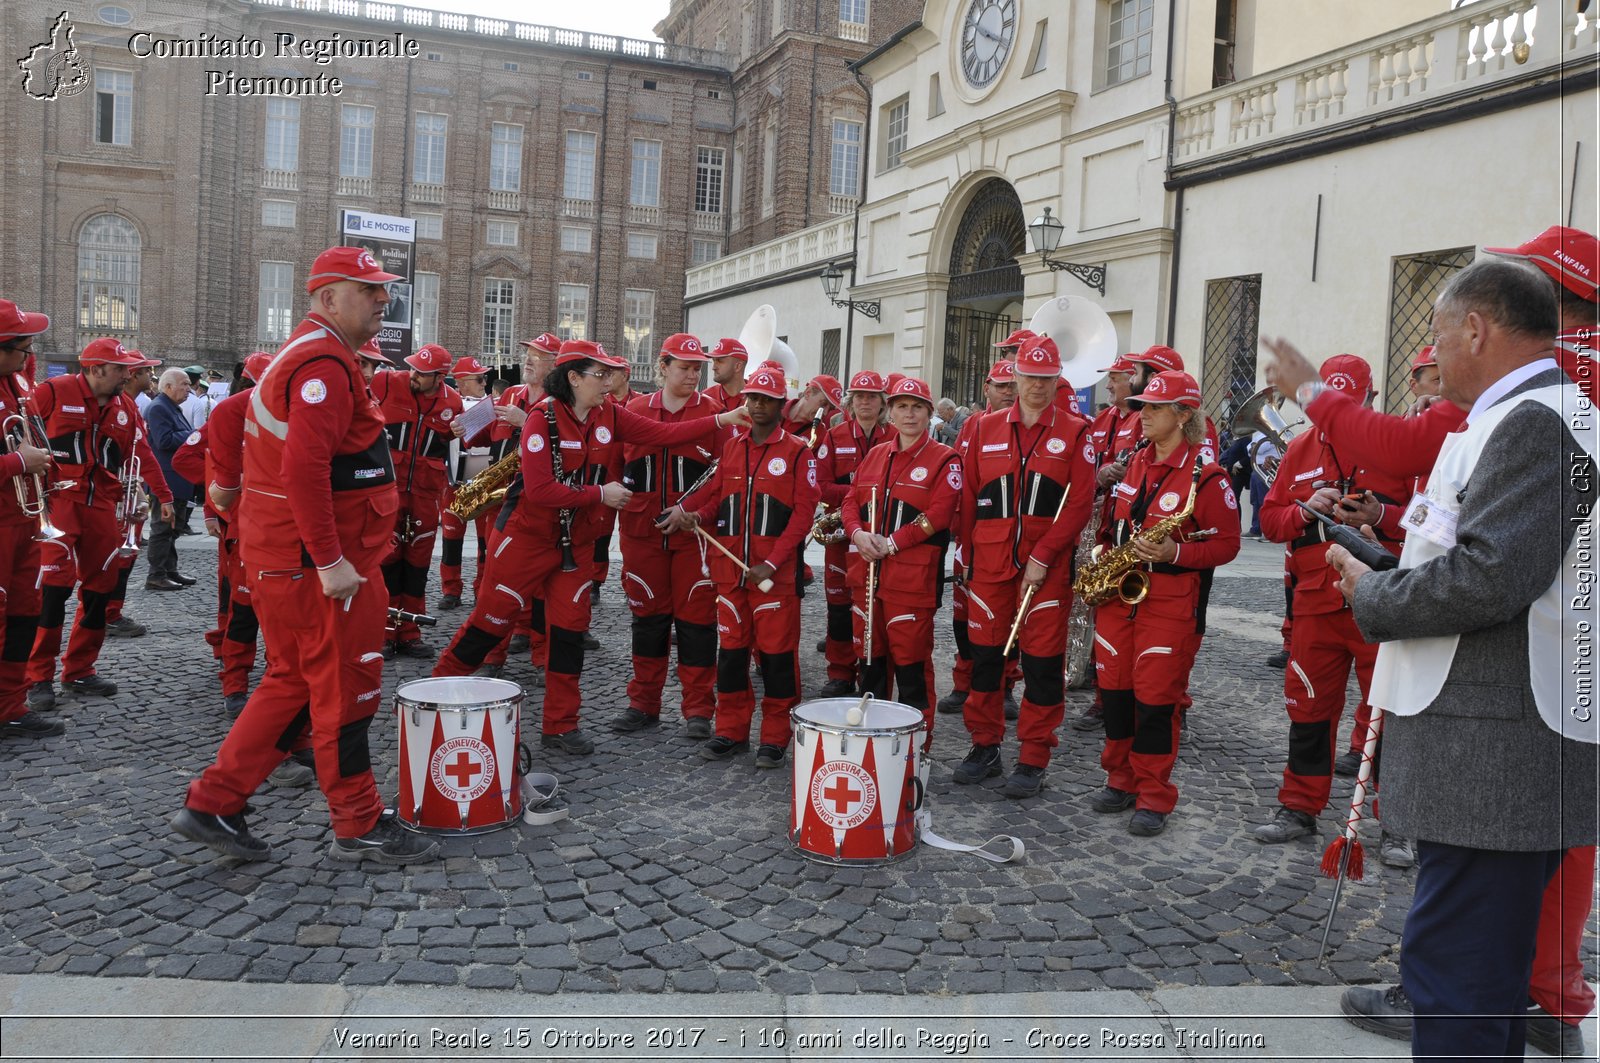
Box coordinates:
[846,690,870,727]
[693,524,775,592]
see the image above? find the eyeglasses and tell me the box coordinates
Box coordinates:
[579,370,615,380]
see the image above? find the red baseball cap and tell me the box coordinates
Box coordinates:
[79,338,146,367]
[1410,345,1437,373]
[1126,370,1202,408]
[305,246,403,293]
[660,333,709,362]
[1098,354,1136,374]
[885,372,907,393]
[1485,225,1599,300]
[405,344,453,374]
[451,355,490,377]
[1320,353,1373,398]
[242,351,274,382]
[555,339,627,369]
[987,359,1016,383]
[126,350,162,369]
[811,374,844,408]
[742,367,786,400]
[887,376,934,407]
[0,299,49,342]
[709,338,748,361]
[848,370,886,393]
[994,328,1038,350]
[357,339,391,364]
[520,332,562,355]
[1128,344,1185,374]
[1013,337,1062,377]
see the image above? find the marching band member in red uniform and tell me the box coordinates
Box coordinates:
[843,376,961,747]
[438,355,493,610]
[103,352,167,637]
[939,358,1019,718]
[370,343,463,657]
[783,374,843,440]
[612,334,722,737]
[1488,225,1598,402]
[26,338,173,711]
[1089,371,1240,835]
[590,369,643,604]
[956,337,1096,797]
[703,338,748,412]
[814,370,893,697]
[661,366,818,768]
[0,301,62,739]
[432,340,746,755]
[174,245,437,865]
[1253,356,1408,851]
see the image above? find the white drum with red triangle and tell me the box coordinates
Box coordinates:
[790,698,924,863]
[396,676,525,835]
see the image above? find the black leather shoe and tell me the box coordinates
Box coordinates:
[1254,805,1317,843]
[223,692,248,717]
[1266,648,1290,669]
[144,578,183,591]
[1128,809,1168,836]
[1526,1004,1587,1057]
[541,729,594,755]
[4,711,65,737]
[582,632,601,651]
[683,717,712,740]
[936,689,968,715]
[507,634,531,654]
[393,640,433,660]
[754,744,786,769]
[437,594,462,611]
[611,708,659,732]
[26,682,55,711]
[1334,749,1362,777]
[818,678,856,698]
[952,743,1002,785]
[65,674,117,697]
[1002,763,1044,798]
[1003,693,1020,721]
[105,616,147,638]
[700,735,749,761]
[1339,985,1412,1041]
[1089,785,1136,812]
[1072,703,1105,731]
[171,574,198,586]
[171,806,271,861]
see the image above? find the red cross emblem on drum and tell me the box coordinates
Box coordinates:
[429,737,496,802]
[809,760,878,829]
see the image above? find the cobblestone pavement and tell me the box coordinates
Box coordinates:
[1,537,1593,998]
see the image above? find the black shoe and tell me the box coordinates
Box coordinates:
[1002,763,1044,798]
[330,815,439,865]
[611,708,660,732]
[1089,785,1137,813]
[1333,749,1362,777]
[582,632,601,652]
[814,638,826,654]
[4,711,64,737]
[170,574,198,587]
[393,640,433,660]
[818,678,856,698]
[936,689,968,715]
[65,674,117,697]
[952,743,1002,785]
[171,806,272,861]
[381,642,398,660]
[267,757,314,787]
[438,594,462,611]
[105,616,147,638]
[508,634,531,654]
[591,584,602,605]
[700,735,749,761]
[1254,805,1317,843]
[1128,809,1168,836]
[26,682,55,711]
[683,717,712,740]
[1527,1003,1588,1057]
[1339,984,1412,1041]
[1003,693,1020,721]
[477,664,504,679]
[144,578,183,592]
[754,744,786,769]
[223,692,249,717]
[1072,704,1105,731]
[541,729,595,755]
[1266,648,1290,669]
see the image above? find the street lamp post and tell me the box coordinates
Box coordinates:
[1027,206,1108,296]
[819,263,881,321]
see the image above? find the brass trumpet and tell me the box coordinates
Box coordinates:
[2,414,70,542]
[115,454,144,559]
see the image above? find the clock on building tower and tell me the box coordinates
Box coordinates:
[959,0,1016,89]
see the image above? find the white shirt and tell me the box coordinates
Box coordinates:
[181,392,212,429]
[1465,357,1558,425]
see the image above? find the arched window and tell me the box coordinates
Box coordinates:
[77,214,141,334]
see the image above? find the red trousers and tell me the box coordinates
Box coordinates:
[438,487,491,599]
[1530,845,1598,1024]
[1277,608,1377,816]
[823,541,854,683]
[853,591,936,750]
[434,523,590,735]
[0,521,41,723]
[383,487,441,643]
[208,531,258,698]
[963,568,1071,767]
[948,577,1020,696]
[29,498,120,685]
[593,510,616,588]
[185,564,387,838]
[1094,590,1200,814]
[619,531,716,720]
[714,584,800,747]
[105,517,143,623]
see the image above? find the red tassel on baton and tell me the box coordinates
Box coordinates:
[1315,706,1384,965]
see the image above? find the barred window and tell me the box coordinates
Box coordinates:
[482,278,516,361]
[490,123,522,193]
[1199,274,1262,426]
[414,112,447,185]
[78,214,141,333]
[1384,248,1474,412]
[829,119,862,197]
[695,146,725,214]
[257,261,293,344]
[563,131,597,200]
[631,139,662,207]
[557,284,588,341]
[340,104,374,178]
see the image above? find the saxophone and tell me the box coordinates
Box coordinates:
[446,450,520,520]
[1073,452,1204,607]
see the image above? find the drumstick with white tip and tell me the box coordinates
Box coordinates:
[693,524,775,592]
[846,691,871,727]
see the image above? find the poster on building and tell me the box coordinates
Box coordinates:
[340,209,415,364]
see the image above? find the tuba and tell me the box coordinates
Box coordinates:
[737,304,801,398]
[2,414,69,542]
[1026,295,1119,391]
[1231,385,1303,487]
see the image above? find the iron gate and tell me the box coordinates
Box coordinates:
[1200,275,1262,427]
[1384,248,1473,413]
[942,307,1016,407]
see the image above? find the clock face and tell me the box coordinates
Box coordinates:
[960,0,1016,89]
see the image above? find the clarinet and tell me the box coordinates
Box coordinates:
[544,403,580,573]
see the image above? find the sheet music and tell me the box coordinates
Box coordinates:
[455,393,497,441]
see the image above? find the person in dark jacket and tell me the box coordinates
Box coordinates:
[142,368,196,589]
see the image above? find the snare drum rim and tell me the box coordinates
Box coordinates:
[395,677,524,716]
[792,697,923,739]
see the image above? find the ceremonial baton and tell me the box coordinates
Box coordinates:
[863,486,878,667]
[693,524,775,593]
[1316,706,1385,966]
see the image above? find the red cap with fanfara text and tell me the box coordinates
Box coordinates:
[848,370,887,393]
[708,338,749,362]
[1128,344,1185,374]
[520,332,562,355]
[994,328,1038,350]
[812,374,845,408]
[78,338,146,366]
[1098,354,1137,374]
[243,352,274,382]
[660,333,709,361]
[451,355,491,377]
[1013,337,1062,377]
[305,246,403,293]
[742,367,787,400]
[405,344,453,374]
[1126,370,1202,408]
[1485,225,1599,300]
[987,359,1016,383]
[887,376,934,406]
[556,339,627,369]
[1320,353,1373,399]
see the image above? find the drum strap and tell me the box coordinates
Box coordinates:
[916,809,1025,864]
[520,773,570,827]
